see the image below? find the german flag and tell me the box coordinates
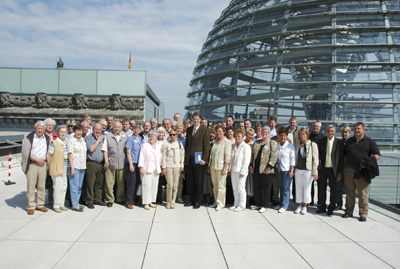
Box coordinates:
[128,52,131,70]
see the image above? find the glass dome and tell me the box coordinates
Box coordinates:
[185,0,400,148]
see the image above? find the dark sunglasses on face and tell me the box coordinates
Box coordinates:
[169,134,176,136]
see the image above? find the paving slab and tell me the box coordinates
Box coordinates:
[143,243,227,269]
[149,222,218,244]
[54,242,146,269]
[292,242,392,269]
[8,219,92,242]
[328,221,400,242]
[78,221,151,244]
[273,222,351,243]
[221,243,311,269]
[0,240,73,269]
[213,222,286,244]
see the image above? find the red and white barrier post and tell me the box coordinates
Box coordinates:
[4,152,16,185]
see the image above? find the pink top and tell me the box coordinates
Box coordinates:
[138,143,162,174]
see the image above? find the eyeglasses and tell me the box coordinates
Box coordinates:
[169,134,176,136]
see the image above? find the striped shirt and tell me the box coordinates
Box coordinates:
[48,138,68,167]
[31,133,47,160]
[67,136,87,169]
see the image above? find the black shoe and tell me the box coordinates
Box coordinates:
[184,201,195,207]
[193,203,200,209]
[341,213,353,218]
[316,209,326,214]
[359,216,367,222]
[327,210,333,216]
[334,205,342,211]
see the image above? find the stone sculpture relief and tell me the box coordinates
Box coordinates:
[0,92,144,111]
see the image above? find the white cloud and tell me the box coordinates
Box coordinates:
[0,0,232,119]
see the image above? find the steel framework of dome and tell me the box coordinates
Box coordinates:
[185,0,400,147]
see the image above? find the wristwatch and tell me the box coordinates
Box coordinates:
[290,170,294,172]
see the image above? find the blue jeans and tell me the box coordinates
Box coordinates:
[278,171,293,209]
[68,168,85,208]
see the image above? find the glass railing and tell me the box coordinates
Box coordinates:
[370,155,400,209]
[0,67,146,96]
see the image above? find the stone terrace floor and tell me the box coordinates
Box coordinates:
[1,165,400,269]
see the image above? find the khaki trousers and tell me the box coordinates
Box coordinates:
[86,161,105,204]
[176,172,185,199]
[211,166,227,208]
[105,168,125,203]
[344,166,370,217]
[51,167,68,208]
[26,162,47,210]
[166,167,180,203]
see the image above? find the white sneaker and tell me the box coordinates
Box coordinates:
[274,205,281,210]
[234,207,244,212]
[278,207,286,213]
[215,206,222,211]
[229,206,236,210]
[251,206,261,210]
[210,204,217,209]
[294,206,302,214]
[301,207,307,215]
[259,207,267,213]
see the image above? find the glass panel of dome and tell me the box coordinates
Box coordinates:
[284,33,332,47]
[386,1,400,11]
[288,4,331,17]
[336,1,381,12]
[253,9,286,24]
[245,38,279,52]
[336,16,385,28]
[337,51,390,63]
[238,69,277,84]
[240,54,279,69]
[336,31,386,45]
[287,16,332,31]
[389,16,400,26]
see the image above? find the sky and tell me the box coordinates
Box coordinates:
[0,0,231,120]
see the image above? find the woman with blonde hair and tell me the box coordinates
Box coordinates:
[250,126,278,213]
[139,131,162,210]
[229,129,251,212]
[294,128,318,215]
[47,125,69,213]
[161,129,185,209]
[207,125,231,211]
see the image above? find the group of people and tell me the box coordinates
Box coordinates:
[22,112,380,222]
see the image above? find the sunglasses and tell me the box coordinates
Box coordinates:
[169,134,177,136]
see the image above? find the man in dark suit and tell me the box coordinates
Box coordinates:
[184,112,210,209]
[317,124,343,215]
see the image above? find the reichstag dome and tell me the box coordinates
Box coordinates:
[185,0,400,147]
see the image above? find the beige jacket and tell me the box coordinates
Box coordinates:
[208,137,231,170]
[161,141,185,168]
[294,140,319,175]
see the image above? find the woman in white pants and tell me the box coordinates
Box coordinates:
[294,128,318,215]
[229,129,251,212]
[47,125,69,213]
[139,131,162,210]
[161,129,185,209]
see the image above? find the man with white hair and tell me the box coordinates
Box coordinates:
[81,121,90,138]
[101,121,128,207]
[99,119,108,134]
[150,118,158,131]
[174,113,181,122]
[44,118,57,141]
[21,121,52,215]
